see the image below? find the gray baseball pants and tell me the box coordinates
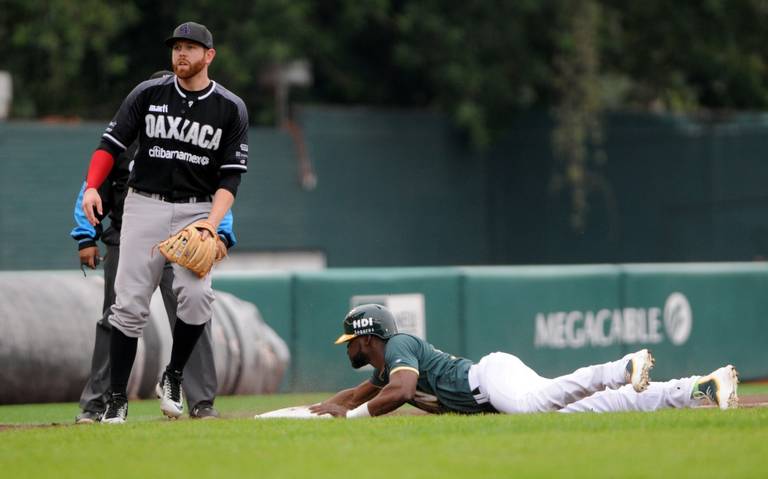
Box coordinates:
[79,242,217,413]
[109,190,214,336]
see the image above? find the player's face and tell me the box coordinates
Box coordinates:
[347,336,369,369]
[172,41,210,79]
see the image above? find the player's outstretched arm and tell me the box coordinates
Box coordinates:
[310,370,418,418]
[364,369,418,417]
[311,380,380,412]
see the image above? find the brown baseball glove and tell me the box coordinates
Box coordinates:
[156,220,226,278]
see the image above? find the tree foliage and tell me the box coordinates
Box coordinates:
[599,0,768,111]
[5,0,768,122]
[551,0,604,232]
[1,0,140,117]
[4,0,768,225]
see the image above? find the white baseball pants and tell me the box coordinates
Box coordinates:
[468,352,699,414]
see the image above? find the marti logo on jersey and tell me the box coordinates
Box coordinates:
[144,113,223,150]
[533,292,693,349]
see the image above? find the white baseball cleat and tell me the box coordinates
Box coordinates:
[693,365,739,410]
[156,370,184,419]
[624,349,655,392]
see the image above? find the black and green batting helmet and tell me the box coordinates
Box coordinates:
[334,303,398,344]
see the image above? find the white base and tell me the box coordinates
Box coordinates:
[254,404,332,419]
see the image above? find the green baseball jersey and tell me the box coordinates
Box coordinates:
[370,334,495,414]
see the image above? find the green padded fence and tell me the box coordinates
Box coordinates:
[460,265,625,375]
[210,263,768,393]
[212,272,294,392]
[289,268,463,392]
[620,263,768,380]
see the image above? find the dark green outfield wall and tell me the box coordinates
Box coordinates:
[0,122,308,268]
[298,108,490,266]
[486,112,768,264]
[4,108,768,269]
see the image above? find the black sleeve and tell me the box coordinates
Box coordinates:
[218,172,241,197]
[97,139,123,158]
[218,96,249,175]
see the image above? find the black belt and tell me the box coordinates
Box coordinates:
[471,386,497,413]
[130,188,212,204]
[471,386,490,404]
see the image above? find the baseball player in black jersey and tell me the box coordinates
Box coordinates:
[81,22,249,424]
[72,71,235,423]
[308,304,739,418]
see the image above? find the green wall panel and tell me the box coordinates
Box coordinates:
[461,266,624,377]
[291,268,462,391]
[211,272,293,391]
[622,263,768,381]
[2,264,766,396]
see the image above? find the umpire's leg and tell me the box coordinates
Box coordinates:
[78,243,120,413]
[158,263,218,411]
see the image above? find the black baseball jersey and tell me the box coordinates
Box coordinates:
[99,75,248,198]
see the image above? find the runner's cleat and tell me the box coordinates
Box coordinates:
[692,365,739,410]
[624,349,655,392]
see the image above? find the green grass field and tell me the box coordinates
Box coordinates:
[2,386,767,478]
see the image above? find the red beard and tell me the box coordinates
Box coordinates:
[173,57,205,79]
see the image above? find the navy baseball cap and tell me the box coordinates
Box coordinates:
[165,22,213,49]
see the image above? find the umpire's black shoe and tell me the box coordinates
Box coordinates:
[102,393,128,424]
[190,401,220,419]
[156,369,184,419]
[75,410,103,424]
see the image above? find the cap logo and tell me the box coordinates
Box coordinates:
[179,24,191,34]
